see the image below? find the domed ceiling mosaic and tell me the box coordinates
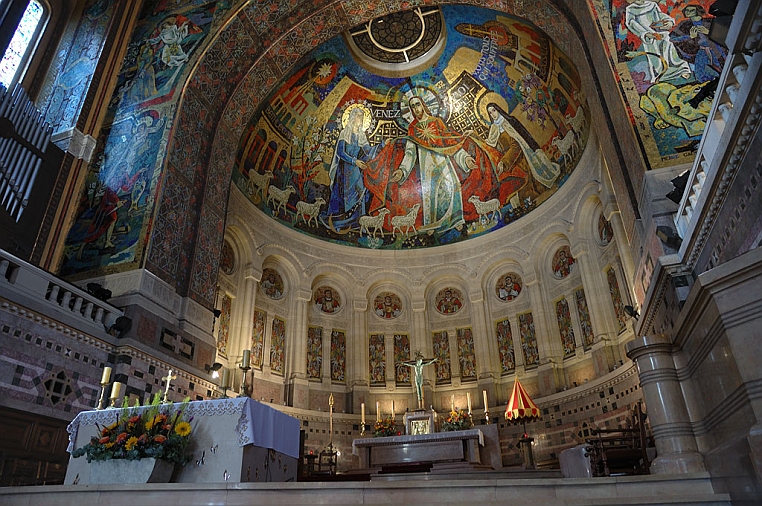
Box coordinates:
[232,5,589,250]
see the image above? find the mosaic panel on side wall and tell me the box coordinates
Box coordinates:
[432,331,451,384]
[435,287,464,315]
[217,294,231,358]
[261,267,285,299]
[60,2,232,277]
[373,292,402,319]
[307,326,323,379]
[607,266,628,331]
[456,328,477,380]
[575,288,595,349]
[598,213,613,246]
[394,334,411,384]
[495,317,515,374]
[555,297,576,358]
[270,317,286,374]
[330,329,346,382]
[314,285,341,314]
[588,0,727,169]
[369,333,385,384]
[251,309,266,368]
[231,5,590,250]
[518,312,539,367]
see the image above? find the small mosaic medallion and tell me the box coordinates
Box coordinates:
[495,272,522,302]
[219,240,236,275]
[373,292,402,319]
[260,268,284,300]
[598,213,613,246]
[552,245,575,279]
[435,287,463,315]
[314,285,341,314]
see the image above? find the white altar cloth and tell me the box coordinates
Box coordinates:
[65,397,299,483]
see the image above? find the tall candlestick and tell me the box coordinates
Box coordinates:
[376,401,381,422]
[361,403,366,424]
[391,400,395,421]
[483,390,489,411]
[242,349,251,368]
[109,381,122,407]
[451,394,455,412]
[467,392,472,414]
[101,366,112,384]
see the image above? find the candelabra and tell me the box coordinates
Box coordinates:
[96,380,109,410]
[240,350,252,396]
[485,409,491,424]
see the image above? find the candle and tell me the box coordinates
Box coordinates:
[110,381,122,399]
[376,401,381,422]
[467,392,472,413]
[242,349,251,368]
[451,394,455,412]
[361,403,366,425]
[101,366,112,384]
[221,368,231,388]
[391,400,395,421]
[483,390,489,412]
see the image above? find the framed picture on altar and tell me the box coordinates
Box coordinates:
[404,411,435,435]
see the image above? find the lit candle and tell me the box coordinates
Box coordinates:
[467,392,472,413]
[221,368,231,388]
[391,400,395,421]
[101,366,112,384]
[483,390,489,412]
[451,394,455,412]
[361,403,366,425]
[110,381,122,399]
[376,401,381,422]
[242,349,251,368]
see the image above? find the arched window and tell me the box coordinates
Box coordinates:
[0,0,48,89]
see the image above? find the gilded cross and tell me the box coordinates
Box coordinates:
[162,369,177,403]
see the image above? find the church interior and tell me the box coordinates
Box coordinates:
[0,0,761,504]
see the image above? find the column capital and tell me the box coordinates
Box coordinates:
[243,264,262,281]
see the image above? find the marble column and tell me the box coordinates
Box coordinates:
[607,210,636,289]
[235,265,261,365]
[626,334,706,474]
[468,288,496,381]
[290,288,311,381]
[571,242,617,340]
[350,299,369,388]
[523,271,556,364]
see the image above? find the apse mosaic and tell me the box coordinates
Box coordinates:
[555,297,576,357]
[60,1,231,277]
[394,334,411,383]
[330,329,346,382]
[588,0,727,169]
[432,331,452,383]
[369,333,386,384]
[552,245,575,279]
[456,328,477,380]
[314,285,341,314]
[495,272,522,301]
[231,5,589,250]
[495,317,516,374]
[252,309,266,368]
[435,287,464,315]
[307,326,323,379]
[373,292,402,319]
[260,268,285,299]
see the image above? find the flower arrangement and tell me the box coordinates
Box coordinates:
[73,395,193,466]
[374,417,398,437]
[442,408,472,431]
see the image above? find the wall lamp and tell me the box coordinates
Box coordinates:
[206,362,223,378]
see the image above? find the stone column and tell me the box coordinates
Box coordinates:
[468,288,495,381]
[351,299,368,415]
[626,334,706,474]
[523,271,556,363]
[607,210,636,288]
[290,288,311,381]
[235,265,261,363]
[411,300,432,408]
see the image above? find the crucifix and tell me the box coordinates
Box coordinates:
[402,351,437,410]
[162,369,177,403]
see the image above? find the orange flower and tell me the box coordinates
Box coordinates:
[99,436,110,444]
[129,416,140,424]
[153,435,167,443]
[116,432,128,443]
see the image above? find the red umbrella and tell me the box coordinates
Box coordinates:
[505,378,540,437]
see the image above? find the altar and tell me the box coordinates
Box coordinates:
[64,397,300,484]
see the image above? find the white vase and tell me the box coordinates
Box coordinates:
[89,458,174,484]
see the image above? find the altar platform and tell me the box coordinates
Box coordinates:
[64,397,299,484]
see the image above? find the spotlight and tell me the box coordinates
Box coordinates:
[624,305,640,320]
[86,282,112,302]
[666,171,689,205]
[108,316,132,338]
[206,362,223,378]
[656,226,682,250]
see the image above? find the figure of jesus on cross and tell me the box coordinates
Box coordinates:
[403,351,437,410]
[162,369,177,403]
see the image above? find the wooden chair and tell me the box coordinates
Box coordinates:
[317,447,337,475]
[585,402,653,477]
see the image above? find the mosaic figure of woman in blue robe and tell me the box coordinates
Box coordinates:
[323,106,378,232]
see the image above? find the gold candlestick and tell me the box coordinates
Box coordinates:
[96,366,112,410]
[109,381,122,408]
[220,368,231,398]
[239,363,252,396]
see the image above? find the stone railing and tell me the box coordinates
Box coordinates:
[0,248,123,333]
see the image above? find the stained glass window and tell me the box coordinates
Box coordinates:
[0,1,45,89]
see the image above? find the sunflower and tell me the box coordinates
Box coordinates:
[125,436,139,451]
[174,421,191,437]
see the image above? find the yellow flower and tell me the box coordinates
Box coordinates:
[145,416,158,430]
[174,421,191,437]
[125,436,139,451]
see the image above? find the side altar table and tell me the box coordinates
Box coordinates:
[64,397,299,484]
[353,429,489,471]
